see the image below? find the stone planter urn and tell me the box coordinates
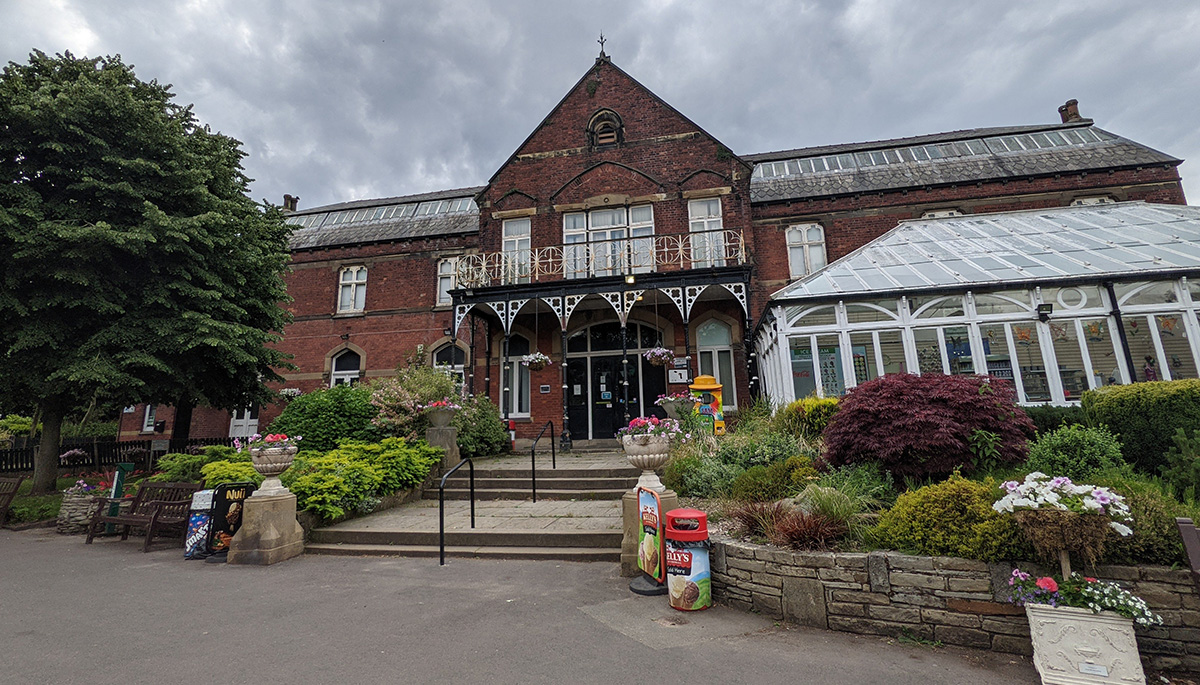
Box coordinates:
[427,408,455,428]
[622,434,671,492]
[249,446,298,497]
[659,399,692,421]
[57,493,100,535]
[1025,604,1145,684]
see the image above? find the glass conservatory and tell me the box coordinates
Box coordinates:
[757,203,1200,406]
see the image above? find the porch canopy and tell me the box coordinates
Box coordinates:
[758,202,1200,406]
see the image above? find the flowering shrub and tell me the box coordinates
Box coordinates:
[617,416,687,439]
[1007,569,1162,627]
[418,398,462,412]
[655,391,694,406]
[992,472,1133,536]
[643,347,675,366]
[520,351,552,368]
[279,387,302,398]
[272,383,382,452]
[822,373,1034,478]
[58,448,90,467]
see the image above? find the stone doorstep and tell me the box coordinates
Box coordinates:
[304,542,620,562]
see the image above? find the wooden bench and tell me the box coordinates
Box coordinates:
[1178,518,1200,591]
[0,476,25,527]
[85,482,202,552]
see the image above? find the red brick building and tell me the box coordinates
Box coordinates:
[120,54,1186,445]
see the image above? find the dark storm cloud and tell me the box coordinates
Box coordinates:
[4,0,1198,208]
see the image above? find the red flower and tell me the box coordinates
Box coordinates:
[1035,577,1058,592]
[1085,577,1097,583]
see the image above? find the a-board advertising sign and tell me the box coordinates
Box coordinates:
[636,487,665,583]
[207,482,255,554]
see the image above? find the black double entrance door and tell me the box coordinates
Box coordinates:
[566,355,667,440]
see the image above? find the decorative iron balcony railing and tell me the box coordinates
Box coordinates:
[455,229,747,288]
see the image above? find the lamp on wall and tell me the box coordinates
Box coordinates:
[444,327,453,337]
[625,274,636,285]
[1036,303,1053,322]
[340,333,350,341]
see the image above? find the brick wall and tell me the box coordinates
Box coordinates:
[713,537,1200,672]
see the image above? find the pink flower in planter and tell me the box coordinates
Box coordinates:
[1035,577,1058,592]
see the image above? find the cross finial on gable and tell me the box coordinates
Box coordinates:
[597,33,606,57]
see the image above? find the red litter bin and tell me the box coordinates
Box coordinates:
[664,508,711,611]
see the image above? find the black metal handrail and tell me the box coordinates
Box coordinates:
[438,457,475,566]
[529,421,555,503]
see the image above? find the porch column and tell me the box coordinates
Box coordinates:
[560,327,572,451]
[468,313,477,395]
[621,322,631,425]
[683,316,693,382]
[502,332,511,422]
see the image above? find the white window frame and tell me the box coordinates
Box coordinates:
[432,343,467,386]
[437,257,458,305]
[696,319,737,409]
[141,405,156,433]
[688,198,725,268]
[562,205,656,279]
[229,406,259,438]
[501,334,531,418]
[330,349,362,387]
[502,218,531,284]
[338,266,368,313]
[786,224,827,279]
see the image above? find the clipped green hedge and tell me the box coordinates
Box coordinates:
[1082,379,1200,474]
[1022,405,1088,435]
[871,475,1030,562]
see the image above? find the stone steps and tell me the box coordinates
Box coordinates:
[426,487,629,501]
[305,542,620,562]
[309,528,621,548]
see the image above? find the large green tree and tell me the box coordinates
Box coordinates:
[0,51,293,493]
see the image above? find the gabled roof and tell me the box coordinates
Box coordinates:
[484,56,751,186]
[748,123,1180,203]
[286,186,483,251]
[772,202,1200,302]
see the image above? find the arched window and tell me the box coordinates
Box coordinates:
[502,335,531,417]
[697,319,737,408]
[587,109,623,150]
[330,349,362,387]
[433,343,467,385]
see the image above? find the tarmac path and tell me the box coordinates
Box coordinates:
[0,528,1037,684]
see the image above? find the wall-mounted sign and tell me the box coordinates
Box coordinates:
[600,391,613,400]
[668,369,688,384]
[672,358,688,369]
[539,384,551,394]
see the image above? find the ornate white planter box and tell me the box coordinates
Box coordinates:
[1026,604,1145,685]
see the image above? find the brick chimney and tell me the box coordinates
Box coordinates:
[282,194,299,212]
[1058,99,1082,123]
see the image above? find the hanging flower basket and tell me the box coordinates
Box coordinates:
[643,346,675,367]
[521,351,552,371]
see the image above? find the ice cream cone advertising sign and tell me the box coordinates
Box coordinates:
[637,487,665,583]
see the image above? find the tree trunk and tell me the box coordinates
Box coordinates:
[30,406,64,495]
[171,400,194,452]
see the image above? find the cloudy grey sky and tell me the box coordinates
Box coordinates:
[4,1,1199,209]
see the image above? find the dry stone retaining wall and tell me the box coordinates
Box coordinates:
[711,536,1200,672]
